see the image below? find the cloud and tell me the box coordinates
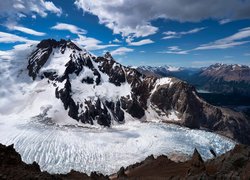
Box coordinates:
[158,46,189,55]
[51,23,87,35]
[111,47,134,56]
[159,27,250,54]
[195,27,250,50]
[219,19,232,25]
[0,31,36,43]
[74,0,250,38]
[74,35,119,51]
[163,27,205,39]
[43,1,62,16]
[7,25,46,36]
[113,38,121,43]
[0,0,62,22]
[244,53,250,56]
[128,39,154,46]
[195,41,249,50]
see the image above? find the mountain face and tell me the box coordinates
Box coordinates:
[195,63,250,96]
[137,63,250,96]
[2,39,250,144]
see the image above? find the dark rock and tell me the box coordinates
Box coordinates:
[0,143,108,180]
[116,144,250,179]
[117,167,127,178]
[210,149,217,157]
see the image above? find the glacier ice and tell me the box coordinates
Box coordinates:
[0,116,235,175]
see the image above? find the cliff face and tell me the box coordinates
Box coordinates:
[150,78,250,144]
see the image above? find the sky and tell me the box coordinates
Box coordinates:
[0,0,250,67]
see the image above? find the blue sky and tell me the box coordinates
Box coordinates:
[0,0,250,67]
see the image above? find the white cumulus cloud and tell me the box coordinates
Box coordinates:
[74,0,250,38]
[0,0,62,21]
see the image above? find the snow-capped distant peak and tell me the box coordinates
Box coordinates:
[165,65,181,72]
[139,65,181,72]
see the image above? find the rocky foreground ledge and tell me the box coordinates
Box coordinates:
[0,143,249,179]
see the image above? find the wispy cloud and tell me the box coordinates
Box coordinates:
[0,31,36,43]
[195,41,249,50]
[74,35,119,51]
[159,27,250,54]
[128,39,154,46]
[219,19,232,25]
[51,23,87,35]
[163,27,206,39]
[111,47,134,56]
[195,27,250,50]
[113,38,121,43]
[158,46,189,55]
[7,25,46,36]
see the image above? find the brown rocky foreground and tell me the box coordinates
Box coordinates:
[0,143,249,180]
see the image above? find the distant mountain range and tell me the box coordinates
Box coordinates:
[137,63,250,96]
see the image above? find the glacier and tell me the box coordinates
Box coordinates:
[0,115,235,175]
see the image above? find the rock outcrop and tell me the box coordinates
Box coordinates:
[113,144,250,179]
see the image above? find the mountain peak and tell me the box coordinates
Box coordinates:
[104,52,114,61]
[37,39,82,51]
